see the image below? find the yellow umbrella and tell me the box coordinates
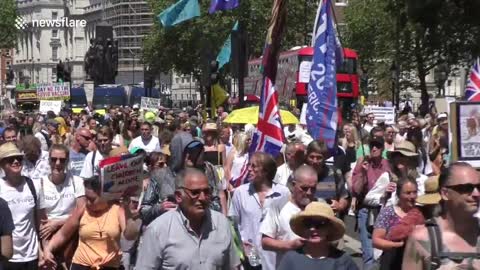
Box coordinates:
[223,106,299,125]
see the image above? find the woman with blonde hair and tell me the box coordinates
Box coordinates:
[340,123,361,165]
[224,132,251,188]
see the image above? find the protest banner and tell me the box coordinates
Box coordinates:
[450,101,480,168]
[364,106,395,125]
[36,82,70,100]
[99,154,145,201]
[39,100,62,114]
[141,97,161,111]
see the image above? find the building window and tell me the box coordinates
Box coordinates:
[6,61,10,65]
[52,47,58,61]
[52,12,58,20]
[52,30,58,38]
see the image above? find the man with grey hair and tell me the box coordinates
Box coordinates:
[274,141,305,186]
[136,168,240,270]
[261,165,318,268]
[395,120,408,144]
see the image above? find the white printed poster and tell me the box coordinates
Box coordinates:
[39,100,62,114]
[141,97,161,112]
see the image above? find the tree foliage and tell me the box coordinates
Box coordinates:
[0,0,18,49]
[344,0,480,113]
[143,0,318,79]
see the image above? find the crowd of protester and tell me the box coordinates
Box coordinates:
[0,103,478,270]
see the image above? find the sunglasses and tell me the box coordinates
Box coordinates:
[50,157,68,164]
[298,185,316,193]
[4,156,23,164]
[303,218,330,229]
[80,134,92,141]
[446,183,480,195]
[180,187,212,199]
[369,142,384,149]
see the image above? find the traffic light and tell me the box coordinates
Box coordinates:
[210,60,219,85]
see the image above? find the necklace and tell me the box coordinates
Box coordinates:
[91,208,109,238]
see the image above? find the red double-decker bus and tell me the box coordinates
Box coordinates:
[244,46,359,119]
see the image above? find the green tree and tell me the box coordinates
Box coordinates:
[143,0,318,80]
[0,0,18,49]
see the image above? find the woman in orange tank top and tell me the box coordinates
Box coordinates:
[41,175,140,270]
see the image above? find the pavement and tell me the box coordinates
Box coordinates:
[343,214,364,269]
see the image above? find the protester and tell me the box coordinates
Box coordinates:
[42,175,138,270]
[274,141,305,186]
[135,169,241,270]
[261,165,318,267]
[229,152,290,270]
[0,142,47,269]
[364,113,375,133]
[128,122,161,153]
[79,126,114,179]
[202,122,225,166]
[219,124,233,157]
[2,128,18,145]
[182,140,227,215]
[402,162,480,269]
[372,177,418,270]
[340,123,361,166]
[33,123,51,151]
[69,128,93,176]
[305,140,349,214]
[19,135,51,180]
[224,132,251,188]
[277,202,358,270]
[351,133,391,270]
[384,125,396,151]
[169,118,193,173]
[0,197,14,265]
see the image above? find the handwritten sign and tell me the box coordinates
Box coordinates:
[298,61,312,83]
[39,100,62,114]
[36,82,70,100]
[141,97,161,112]
[364,106,396,125]
[99,154,144,201]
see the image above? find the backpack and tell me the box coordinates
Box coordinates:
[40,130,52,149]
[426,218,480,270]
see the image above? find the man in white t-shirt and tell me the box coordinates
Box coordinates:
[363,113,376,133]
[260,165,318,268]
[0,143,47,269]
[128,122,161,153]
[80,126,114,179]
[274,142,305,186]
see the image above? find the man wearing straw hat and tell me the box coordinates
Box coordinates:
[0,143,47,269]
[277,202,358,269]
[260,165,317,267]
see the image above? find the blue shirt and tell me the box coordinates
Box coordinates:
[69,150,87,176]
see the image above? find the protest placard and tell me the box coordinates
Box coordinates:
[36,82,70,100]
[99,154,145,201]
[39,100,62,114]
[364,106,396,125]
[141,97,161,111]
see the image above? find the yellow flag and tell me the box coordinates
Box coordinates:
[211,83,228,118]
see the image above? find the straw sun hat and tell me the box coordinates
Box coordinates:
[416,175,441,205]
[387,140,419,158]
[0,142,23,161]
[290,202,346,242]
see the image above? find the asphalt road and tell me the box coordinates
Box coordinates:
[343,214,364,269]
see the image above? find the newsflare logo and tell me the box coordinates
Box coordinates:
[14,16,87,30]
[15,16,27,30]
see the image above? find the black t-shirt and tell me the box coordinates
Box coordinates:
[278,248,359,270]
[0,197,14,237]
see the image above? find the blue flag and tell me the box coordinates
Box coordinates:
[158,0,200,27]
[307,0,340,151]
[216,21,239,70]
[209,0,240,14]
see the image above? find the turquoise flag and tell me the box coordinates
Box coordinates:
[216,21,239,69]
[158,0,201,27]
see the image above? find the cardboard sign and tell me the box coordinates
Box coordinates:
[36,83,70,100]
[141,97,161,111]
[364,106,395,125]
[99,154,144,201]
[39,100,62,114]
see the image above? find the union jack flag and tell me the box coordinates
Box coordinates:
[249,0,286,158]
[466,58,480,102]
